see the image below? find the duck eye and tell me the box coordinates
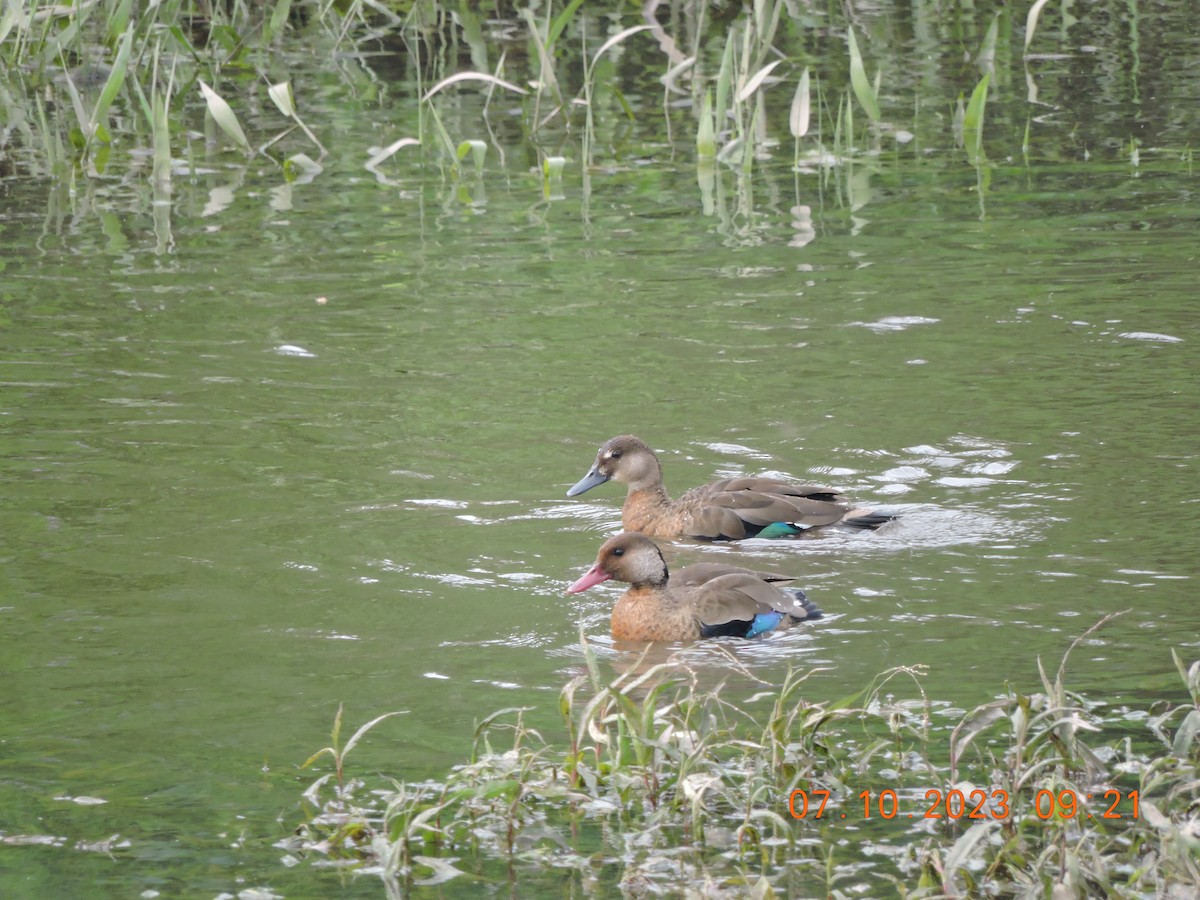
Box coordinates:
[610,450,622,459]
[612,547,625,557]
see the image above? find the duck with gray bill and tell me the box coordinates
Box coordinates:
[567,434,894,542]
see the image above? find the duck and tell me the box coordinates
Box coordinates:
[566,434,893,542]
[566,531,823,641]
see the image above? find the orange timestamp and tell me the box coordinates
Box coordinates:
[788,788,1140,821]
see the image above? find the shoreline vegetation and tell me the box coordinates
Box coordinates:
[287,614,1199,896]
[4,0,1188,196]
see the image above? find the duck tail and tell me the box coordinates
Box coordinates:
[785,588,823,622]
[840,509,896,530]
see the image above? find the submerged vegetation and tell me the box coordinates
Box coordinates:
[286,618,1199,896]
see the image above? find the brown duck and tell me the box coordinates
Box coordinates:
[566,532,823,641]
[566,435,893,541]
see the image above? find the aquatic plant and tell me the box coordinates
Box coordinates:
[0,1,1104,180]
[283,619,1199,896]
[3,1,1193,236]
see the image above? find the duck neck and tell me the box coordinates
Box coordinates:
[628,569,669,592]
[622,484,672,534]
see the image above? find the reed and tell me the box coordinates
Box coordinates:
[2,2,1178,229]
[846,26,880,125]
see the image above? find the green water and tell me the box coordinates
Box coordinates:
[2,2,1198,896]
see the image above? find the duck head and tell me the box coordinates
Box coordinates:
[567,435,663,496]
[567,532,669,593]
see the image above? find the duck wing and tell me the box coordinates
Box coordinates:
[687,572,811,624]
[703,477,845,504]
[675,561,796,587]
[676,480,851,540]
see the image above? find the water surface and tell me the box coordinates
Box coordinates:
[2,2,1198,895]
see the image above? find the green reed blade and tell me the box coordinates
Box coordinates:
[847,27,880,123]
[697,89,716,159]
[89,26,133,139]
[105,0,133,44]
[59,65,89,140]
[612,85,635,122]
[264,0,292,44]
[0,3,24,52]
[844,90,854,152]
[741,102,758,172]
[546,0,586,53]
[832,92,845,154]
[750,0,784,70]
[715,28,734,137]
[963,71,990,164]
[978,12,999,73]
[166,24,202,65]
[152,90,171,184]
[425,103,460,175]
[519,7,559,103]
